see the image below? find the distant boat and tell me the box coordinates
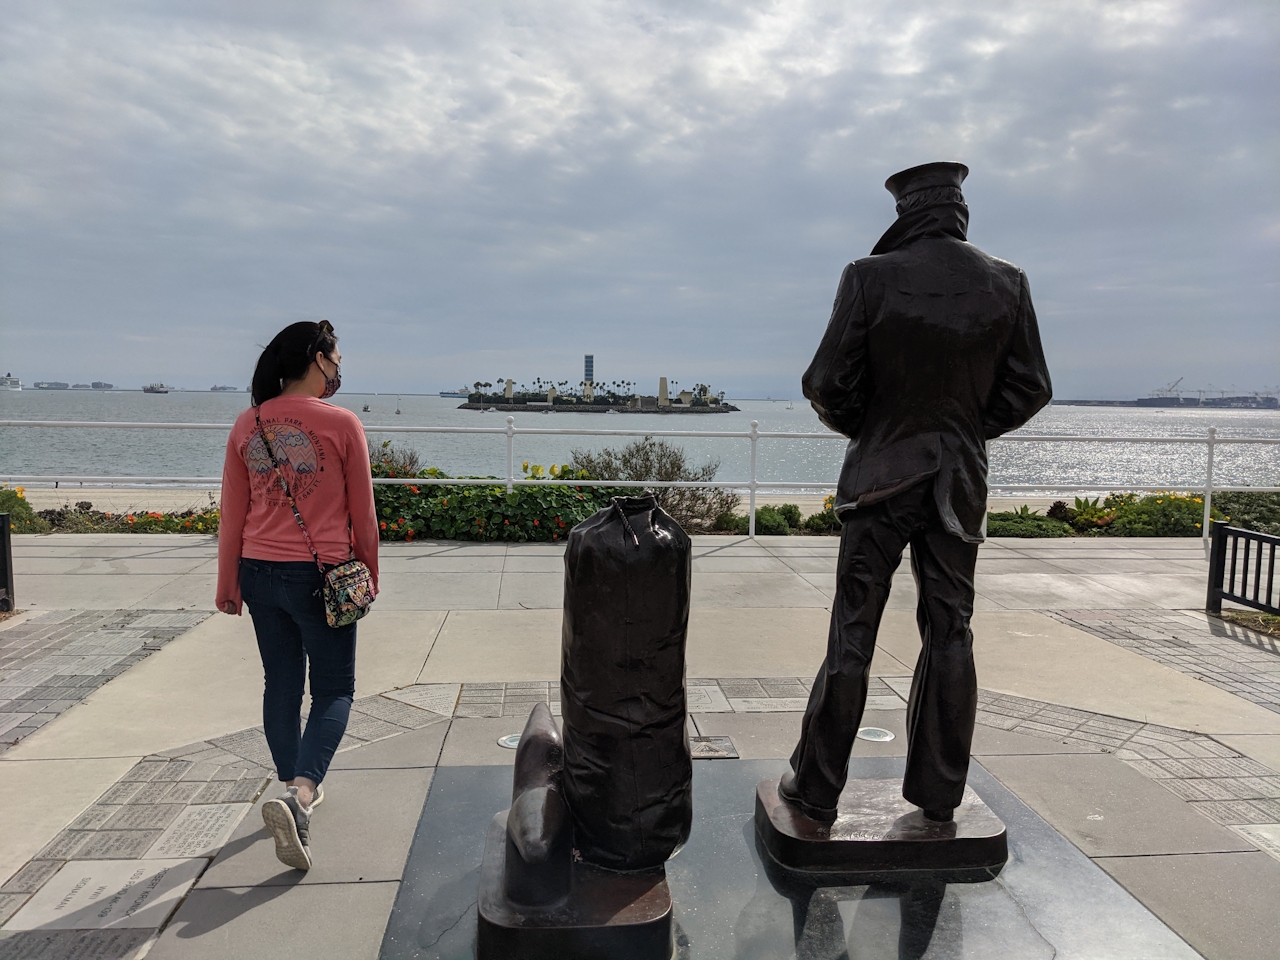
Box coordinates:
[439,390,469,398]
[786,400,794,410]
[605,408,619,415]
[72,383,92,389]
[395,397,402,415]
[1,373,20,390]
[34,381,69,390]
[362,404,371,412]
[143,383,169,394]
[91,381,113,390]
[210,385,238,392]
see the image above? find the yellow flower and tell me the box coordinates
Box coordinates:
[15,487,24,498]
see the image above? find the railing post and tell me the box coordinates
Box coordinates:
[1206,519,1228,615]
[748,420,759,539]
[1202,426,1216,540]
[0,513,13,612]
[505,417,516,494]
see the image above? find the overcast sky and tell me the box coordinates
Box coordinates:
[2,0,1277,399]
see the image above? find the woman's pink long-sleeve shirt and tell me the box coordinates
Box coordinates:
[216,396,379,614]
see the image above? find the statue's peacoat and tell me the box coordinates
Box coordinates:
[802,202,1052,542]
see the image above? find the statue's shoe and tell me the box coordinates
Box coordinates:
[923,807,954,823]
[777,770,837,823]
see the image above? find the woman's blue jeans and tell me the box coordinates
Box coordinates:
[240,558,357,785]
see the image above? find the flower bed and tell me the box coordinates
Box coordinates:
[371,462,627,542]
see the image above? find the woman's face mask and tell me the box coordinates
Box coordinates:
[319,357,341,399]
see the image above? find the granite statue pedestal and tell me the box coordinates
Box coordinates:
[755,778,1008,883]
[477,811,673,959]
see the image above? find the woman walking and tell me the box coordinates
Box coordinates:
[215,320,379,871]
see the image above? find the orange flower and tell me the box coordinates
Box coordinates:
[410,485,420,494]
[380,521,387,530]
[533,519,540,526]
[442,499,448,506]
[504,519,509,525]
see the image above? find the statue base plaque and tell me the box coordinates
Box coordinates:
[477,811,673,960]
[755,778,1007,882]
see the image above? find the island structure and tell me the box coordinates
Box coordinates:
[456,355,740,413]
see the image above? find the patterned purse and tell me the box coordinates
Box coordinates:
[255,408,375,628]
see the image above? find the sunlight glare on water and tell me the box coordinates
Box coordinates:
[1,391,1277,491]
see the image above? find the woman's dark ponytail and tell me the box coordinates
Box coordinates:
[251,321,338,406]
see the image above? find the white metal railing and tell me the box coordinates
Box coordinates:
[2,419,1278,539]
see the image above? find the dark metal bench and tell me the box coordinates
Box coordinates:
[1207,520,1278,616]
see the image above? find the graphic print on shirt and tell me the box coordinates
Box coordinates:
[246,421,326,506]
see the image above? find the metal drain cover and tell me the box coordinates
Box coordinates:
[497,734,522,749]
[856,726,895,742]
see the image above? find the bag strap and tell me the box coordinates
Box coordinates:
[255,406,326,575]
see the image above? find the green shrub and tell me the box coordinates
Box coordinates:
[986,506,1072,538]
[776,503,802,528]
[1105,492,1215,537]
[0,485,50,534]
[1046,500,1073,522]
[802,494,840,533]
[370,451,628,542]
[1213,492,1280,536]
[569,437,740,532]
[709,505,791,536]
[713,511,749,535]
[753,505,791,536]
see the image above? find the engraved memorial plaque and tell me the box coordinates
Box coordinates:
[102,804,185,831]
[385,683,461,717]
[688,736,739,759]
[728,697,810,713]
[76,830,164,859]
[4,858,206,930]
[685,685,731,713]
[145,803,251,859]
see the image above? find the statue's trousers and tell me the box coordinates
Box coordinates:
[790,481,980,811]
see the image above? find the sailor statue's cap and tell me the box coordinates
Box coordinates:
[884,162,969,202]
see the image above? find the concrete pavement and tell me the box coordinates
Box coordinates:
[1,533,1278,959]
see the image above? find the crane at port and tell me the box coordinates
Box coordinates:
[1151,377,1183,399]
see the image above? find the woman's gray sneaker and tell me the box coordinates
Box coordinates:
[262,786,312,871]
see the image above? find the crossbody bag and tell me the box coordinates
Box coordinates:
[254,407,375,628]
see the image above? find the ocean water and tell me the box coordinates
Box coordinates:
[1,390,1277,492]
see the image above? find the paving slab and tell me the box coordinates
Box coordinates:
[416,609,560,682]
[15,574,185,611]
[328,720,448,771]
[691,709,911,760]
[438,718,521,766]
[495,571,562,609]
[0,757,138,888]
[4,857,205,930]
[1097,851,1280,960]
[980,753,1258,857]
[0,927,154,958]
[149,879,398,960]
[198,766,433,888]
[971,724,1105,756]
[875,610,1280,737]
[973,573,1158,609]
[691,571,831,608]
[3,615,263,760]
[371,571,501,610]
[145,804,252,860]
[1215,735,1280,775]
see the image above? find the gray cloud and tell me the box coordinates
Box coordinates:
[1,0,1276,398]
